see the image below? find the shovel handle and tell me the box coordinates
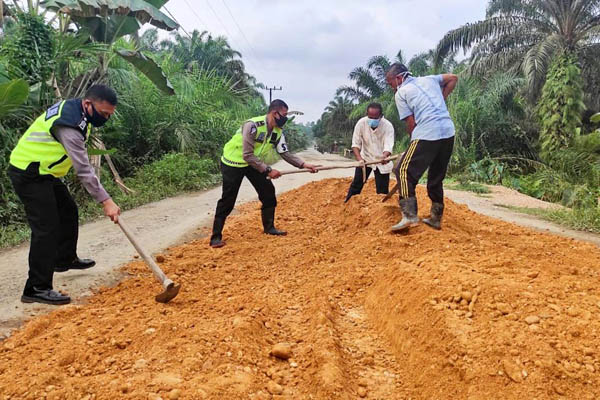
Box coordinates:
[117,217,170,289]
[273,154,400,178]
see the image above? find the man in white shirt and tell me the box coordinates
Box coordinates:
[344,103,395,203]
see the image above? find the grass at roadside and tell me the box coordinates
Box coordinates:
[445,178,491,194]
[0,153,221,249]
[499,205,600,234]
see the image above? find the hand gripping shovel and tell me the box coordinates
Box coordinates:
[117,217,181,303]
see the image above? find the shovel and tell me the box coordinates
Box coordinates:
[117,217,181,303]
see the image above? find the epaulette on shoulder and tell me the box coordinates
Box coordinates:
[254,120,265,127]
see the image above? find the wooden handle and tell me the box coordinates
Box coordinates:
[274,154,400,177]
[117,217,172,289]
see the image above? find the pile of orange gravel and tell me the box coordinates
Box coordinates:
[1,178,600,400]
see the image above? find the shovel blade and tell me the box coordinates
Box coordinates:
[155,282,181,303]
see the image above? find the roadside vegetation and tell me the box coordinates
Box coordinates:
[0,1,310,248]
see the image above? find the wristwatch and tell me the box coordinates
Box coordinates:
[265,166,272,175]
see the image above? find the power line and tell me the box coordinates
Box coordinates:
[182,0,211,33]
[204,0,235,43]
[163,6,193,40]
[220,0,262,64]
[203,0,259,71]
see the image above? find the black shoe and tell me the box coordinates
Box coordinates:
[54,258,96,273]
[261,207,287,236]
[21,288,71,305]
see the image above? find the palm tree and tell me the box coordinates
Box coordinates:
[336,51,405,102]
[434,0,600,101]
[161,30,257,92]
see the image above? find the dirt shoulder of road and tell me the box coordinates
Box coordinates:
[1,150,598,339]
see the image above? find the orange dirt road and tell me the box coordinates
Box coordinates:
[1,178,600,399]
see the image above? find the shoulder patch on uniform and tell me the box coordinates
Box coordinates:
[45,102,61,120]
[77,118,88,131]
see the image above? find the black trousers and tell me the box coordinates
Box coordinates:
[7,164,79,293]
[393,137,454,204]
[346,167,390,199]
[214,162,277,221]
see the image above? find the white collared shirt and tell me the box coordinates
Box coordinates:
[351,116,395,173]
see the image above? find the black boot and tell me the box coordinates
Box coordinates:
[423,202,444,230]
[344,192,353,203]
[210,217,227,248]
[391,197,419,232]
[262,207,287,236]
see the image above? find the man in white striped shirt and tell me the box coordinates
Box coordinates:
[344,103,395,203]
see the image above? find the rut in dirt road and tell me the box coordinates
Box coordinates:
[1,178,600,399]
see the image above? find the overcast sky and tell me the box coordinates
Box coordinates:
[163,0,488,122]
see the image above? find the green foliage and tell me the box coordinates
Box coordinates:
[434,0,600,104]
[0,79,29,118]
[283,123,310,152]
[447,72,536,175]
[538,53,585,160]
[447,180,491,194]
[0,1,268,248]
[1,12,54,83]
[115,49,174,95]
[102,66,253,174]
[158,29,260,95]
[506,206,600,234]
[42,0,178,42]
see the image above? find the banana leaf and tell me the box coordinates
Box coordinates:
[116,49,175,95]
[41,0,178,41]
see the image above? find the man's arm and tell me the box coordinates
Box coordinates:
[277,134,319,172]
[242,121,269,173]
[380,122,394,163]
[404,115,416,136]
[440,74,459,100]
[53,126,120,222]
[351,121,363,162]
[352,147,363,162]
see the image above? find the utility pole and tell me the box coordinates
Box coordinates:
[265,86,282,103]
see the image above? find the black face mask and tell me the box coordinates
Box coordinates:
[85,103,109,127]
[275,113,288,128]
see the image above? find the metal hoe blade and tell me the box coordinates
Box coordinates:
[155,282,181,303]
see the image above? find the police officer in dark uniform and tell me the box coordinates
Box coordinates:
[8,85,121,305]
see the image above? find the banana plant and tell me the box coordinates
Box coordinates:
[41,0,177,95]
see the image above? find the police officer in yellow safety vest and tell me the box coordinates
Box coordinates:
[7,85,121,306]
[210,99,319,248]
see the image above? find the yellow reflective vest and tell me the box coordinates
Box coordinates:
[10,99,91,177]
[221,115,282,168]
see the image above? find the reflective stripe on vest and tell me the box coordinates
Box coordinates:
[221,115,282,168]
[9,101,90,177]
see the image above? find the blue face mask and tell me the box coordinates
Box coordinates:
[367,118,380,129]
